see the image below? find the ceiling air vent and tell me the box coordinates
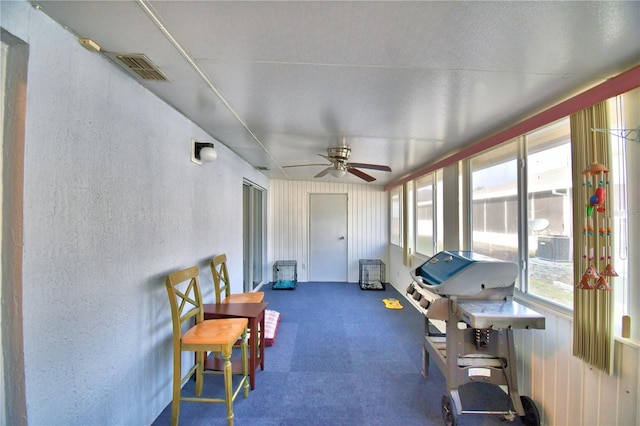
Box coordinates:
[114,54,169,81]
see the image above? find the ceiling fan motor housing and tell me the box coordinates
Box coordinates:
[328,147,351,162]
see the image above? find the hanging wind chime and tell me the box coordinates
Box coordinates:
[579,162,618,290]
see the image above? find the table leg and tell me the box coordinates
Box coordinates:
[248,317,257,389]
[259,313,265,370]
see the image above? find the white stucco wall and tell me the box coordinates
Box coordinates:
[2,1,269,424]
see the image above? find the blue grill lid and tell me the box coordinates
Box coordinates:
[414,251,500,286]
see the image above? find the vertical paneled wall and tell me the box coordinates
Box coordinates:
[268,179,388,282]
[512,305,639,426]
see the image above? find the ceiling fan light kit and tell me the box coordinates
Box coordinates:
[328,163,347,178]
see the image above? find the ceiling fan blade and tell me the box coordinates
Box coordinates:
[348,162,392,172]
[318,154,336,162]
[282,163,329,168]
[314,167,332,178]
[347,167,376,182]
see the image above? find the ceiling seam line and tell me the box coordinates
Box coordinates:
[135,0,289,178]
[196,59,571,76]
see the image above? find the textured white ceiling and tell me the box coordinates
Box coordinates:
[33,0,640,185]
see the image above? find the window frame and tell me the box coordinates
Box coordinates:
[390,186,403,248]
[414,173,436,257]
[522,119,574,309]
[468,118,576,311]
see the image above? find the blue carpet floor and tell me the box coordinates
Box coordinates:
[152,282,528,425]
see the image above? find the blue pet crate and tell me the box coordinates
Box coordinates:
[359,259,386,290]
[273,260,297,290]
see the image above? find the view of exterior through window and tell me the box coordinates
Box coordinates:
[470,141,519,263]
[607,92,634,335]
[471,118,574,308]
[414,170,445,256]
[390,186,402,246]
[526,120,573,308]
[415,175,434,255]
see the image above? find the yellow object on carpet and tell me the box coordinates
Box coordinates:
[383,298,403,309]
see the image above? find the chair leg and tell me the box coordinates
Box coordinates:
[241,330,250,398]
[195,351,205,396]
[171,348,181,426]
[223,350,234,426]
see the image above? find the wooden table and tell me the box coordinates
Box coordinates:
[203,302,268,389]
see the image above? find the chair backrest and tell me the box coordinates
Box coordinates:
[210,254,231,304]
[165,266,204,340]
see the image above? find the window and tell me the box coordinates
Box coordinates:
[470,141,519,263]
[469,119,573,308]
[608,89,637,339]
[415,174,434,255]
[390,186,403,246]
[414,170,444,256]
[526,119,573,308]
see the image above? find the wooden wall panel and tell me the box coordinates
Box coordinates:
[583,365,601,425]
[567,338,586,426]
[531,328,546,423]
[268,180,388,282]
[542,315,557,425]
[616,341,639,425]
[520,310,639,426]
[599,362,620,425]
[554,316,572,425]
[513,327,526,415]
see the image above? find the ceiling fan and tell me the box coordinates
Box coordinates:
[283,147,392,182]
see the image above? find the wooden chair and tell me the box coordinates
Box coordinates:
[210,254,264,304]
[165,266,249,426]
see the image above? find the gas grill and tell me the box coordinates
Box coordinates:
[406,251,545,426]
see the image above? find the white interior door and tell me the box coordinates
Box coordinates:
[309,193,348,281]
